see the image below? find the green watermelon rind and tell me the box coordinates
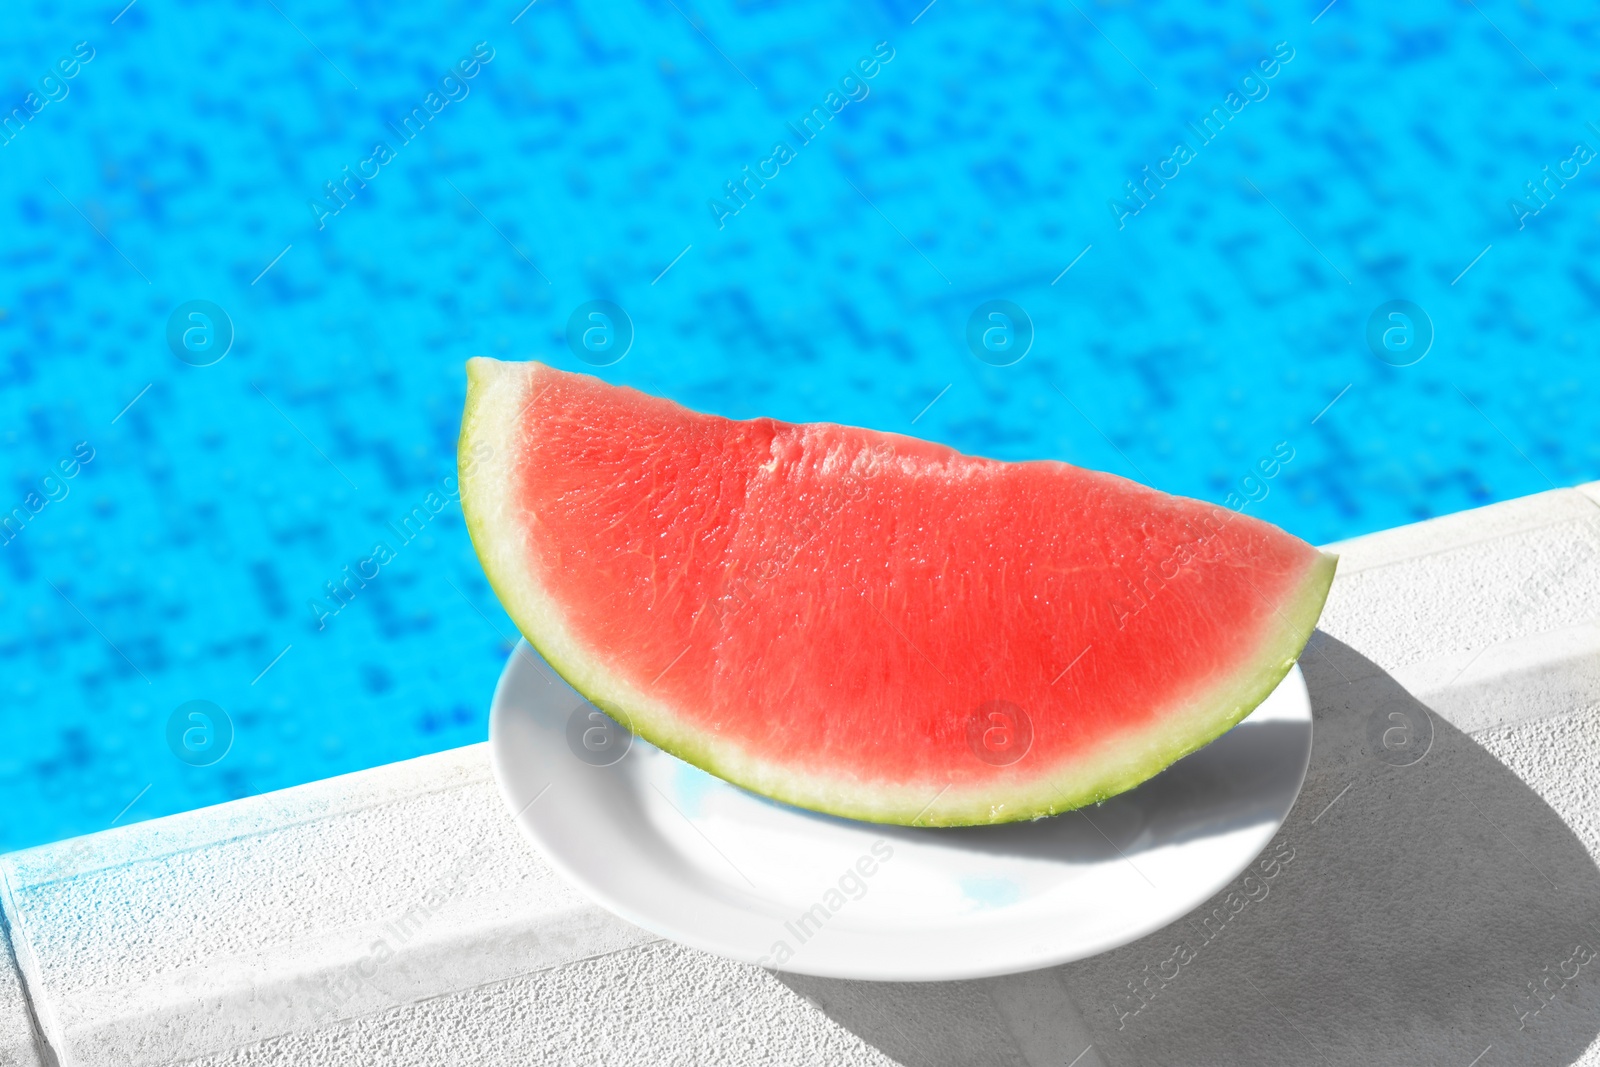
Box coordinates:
[460,357,1337,828]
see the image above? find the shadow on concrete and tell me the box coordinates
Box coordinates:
[778,635,1600,1067]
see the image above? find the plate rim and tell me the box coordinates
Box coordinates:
[489,640,1312,981]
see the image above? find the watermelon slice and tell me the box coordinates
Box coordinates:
[460,359,1335,826]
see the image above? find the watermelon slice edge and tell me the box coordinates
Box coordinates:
[460,358,1336,827]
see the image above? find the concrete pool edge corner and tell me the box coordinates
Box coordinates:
[0,867,48,1067]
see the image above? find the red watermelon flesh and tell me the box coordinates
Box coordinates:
[460,359,1335,826]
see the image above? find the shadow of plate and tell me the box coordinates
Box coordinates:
[778,635,1600,1067]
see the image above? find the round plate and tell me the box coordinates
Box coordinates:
[489,640,1312,981]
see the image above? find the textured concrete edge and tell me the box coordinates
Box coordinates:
[1323,480,1600,575]
[1392,622,1600,733]
[0,743,661,1066]
[57,913,658,1067]
[2,744,494,889]
[0,870,50,1067]
[1317,481,1600,734]
[0,744,511,1064]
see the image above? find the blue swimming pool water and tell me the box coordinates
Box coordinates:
[2,0,1596,853]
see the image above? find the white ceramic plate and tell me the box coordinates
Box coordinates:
[489,639,1311,981]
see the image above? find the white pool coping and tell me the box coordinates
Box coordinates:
[5,483,1600,1066]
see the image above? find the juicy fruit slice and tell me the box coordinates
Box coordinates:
[460,359,1336,827]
